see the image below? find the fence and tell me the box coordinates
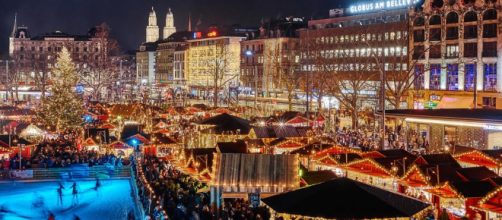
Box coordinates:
[0,165,131,181]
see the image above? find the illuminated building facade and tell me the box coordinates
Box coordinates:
[185,33,244,97]
[299,8,410,108]
[155,31,195,87]
[240,17,306,98]
[7,24,109,101]
[410,0,502,109]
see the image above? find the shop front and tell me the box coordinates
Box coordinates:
[385,109,502,152]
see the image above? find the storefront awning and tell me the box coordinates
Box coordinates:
[438,96,474,109]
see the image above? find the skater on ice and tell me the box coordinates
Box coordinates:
[71,182,78,205]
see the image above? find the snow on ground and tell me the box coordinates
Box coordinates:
[0,179,136,220]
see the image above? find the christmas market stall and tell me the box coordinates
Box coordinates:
[249,125,310,144]
[289,142,333,169]
[426,180,497,219]
[262,177,431,220]
[107,141,134,157]
[175,148,217,182]
[192,113,251,148]
[0,135,33,159]
[343,158,397,191]
[211,153,299,205]
[452,145,502,175]
[18,124,45,143]
[143,133,180,158]
[0,146,11,160]
[108,103,144,121]
[81,137,99,151]
[475,185,502,219]
[268,138,305,155]
[308,146,362,175]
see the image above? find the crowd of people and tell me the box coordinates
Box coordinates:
[137,156,270,220]
[0,137,131,171]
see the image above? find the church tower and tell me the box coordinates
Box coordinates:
[9,13,18,56]
[146,7,159,42]
[163,8,176,39]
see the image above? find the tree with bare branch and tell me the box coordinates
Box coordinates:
[207,39,240,108]
[264,39,301,111]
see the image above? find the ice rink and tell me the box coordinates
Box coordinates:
[0,179,137,220]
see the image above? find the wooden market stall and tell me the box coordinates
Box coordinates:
[344,158,396,191]
[475,185,502,219]
[452,146,502,175]
[426,180,497,219]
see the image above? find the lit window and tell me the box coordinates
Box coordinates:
[446,45,459,58]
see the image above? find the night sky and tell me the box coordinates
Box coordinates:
[0,0,350,56]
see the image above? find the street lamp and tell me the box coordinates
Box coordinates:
[245,50,258,110]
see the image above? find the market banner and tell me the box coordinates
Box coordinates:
[10,169,33,179]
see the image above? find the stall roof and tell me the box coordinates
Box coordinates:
[384,109,502,123]
[199,113,251,134]
[451,181,496,198]
[414,154,461,168]
[456,167,499,181]
[262,177,430,219]
[216,140,247,153]
[378,149,416,159]
[301,170,337,186]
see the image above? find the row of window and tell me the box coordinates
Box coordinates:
[413,9,497,26]
[301,63,408,72]
[413,23,497,42]
[414,63,497,91]
[18,54,103,61]
[313,31,407,45]
[413,42,497,59]
[19,45,98,53]
[307,46,408,59]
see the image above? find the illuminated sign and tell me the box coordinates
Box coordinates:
[193,32,202,39]
[207,31,218,37]
[348,0,420,14]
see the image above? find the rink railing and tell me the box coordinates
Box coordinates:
[0,165,132,181]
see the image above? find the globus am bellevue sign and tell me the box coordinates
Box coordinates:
[348,0,420,14]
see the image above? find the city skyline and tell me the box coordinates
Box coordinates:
[0,0,349,56]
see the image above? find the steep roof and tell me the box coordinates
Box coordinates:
[450,181,496,198]
[301,170,337,186]
[216,140,247,153]
[252,126,309,139]
[262,178,430,219]
[456,167,499,181]
[377,149,416,159]
[415,154,461,168]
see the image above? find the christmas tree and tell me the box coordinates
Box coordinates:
[38,47,84,132]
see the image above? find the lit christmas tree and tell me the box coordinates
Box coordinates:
[38,47,84,132]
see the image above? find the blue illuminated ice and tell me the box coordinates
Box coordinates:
[0,179,136,220]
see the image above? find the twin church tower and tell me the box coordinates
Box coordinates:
[146,7,176,43]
